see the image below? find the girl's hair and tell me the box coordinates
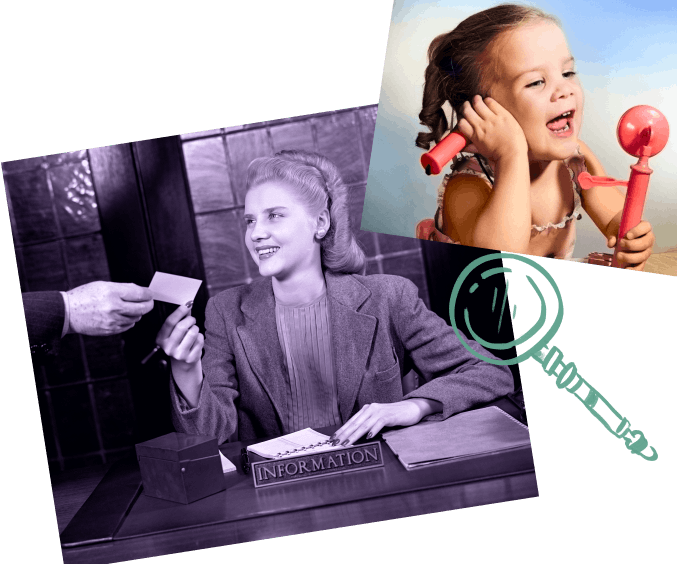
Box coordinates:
[416,3,560,150]
[245,150,366,274]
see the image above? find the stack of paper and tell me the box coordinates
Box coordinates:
[382,406,531,470]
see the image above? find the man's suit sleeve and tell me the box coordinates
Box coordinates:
[21,291,66,356]
[393,278,514,419]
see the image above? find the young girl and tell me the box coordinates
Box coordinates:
[156,150,513,445]
[415,4,655,269]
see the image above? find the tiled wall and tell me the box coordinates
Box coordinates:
[3,153,135,472]
[181,106,430,307]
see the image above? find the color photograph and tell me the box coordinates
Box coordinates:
[362,0,677,274]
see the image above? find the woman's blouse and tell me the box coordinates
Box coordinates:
[275,292,342,432]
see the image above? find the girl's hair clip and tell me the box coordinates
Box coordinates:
[440,56,462,78]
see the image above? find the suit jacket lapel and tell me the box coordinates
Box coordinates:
[325,273,377,423]
[236,278,289,425]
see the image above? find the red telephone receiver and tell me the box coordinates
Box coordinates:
[420,131,468,175]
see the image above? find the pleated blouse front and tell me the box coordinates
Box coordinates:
[274,292,342,432]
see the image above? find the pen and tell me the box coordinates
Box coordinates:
[140,300,194,365]
[141,345,161,365]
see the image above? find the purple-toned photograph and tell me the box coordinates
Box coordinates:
[2,106,536,564]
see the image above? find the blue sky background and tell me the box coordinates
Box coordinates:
[363,0,677,256]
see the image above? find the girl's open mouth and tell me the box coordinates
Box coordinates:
[546,110,574,138]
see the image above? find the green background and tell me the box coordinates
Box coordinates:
[0,0,677,563]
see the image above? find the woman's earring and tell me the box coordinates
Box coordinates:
[316,230,326,239]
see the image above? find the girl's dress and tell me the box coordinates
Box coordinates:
[415,149,588,259]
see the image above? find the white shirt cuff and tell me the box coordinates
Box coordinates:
[60,291,70,337]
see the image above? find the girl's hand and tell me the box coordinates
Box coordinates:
[457,95,528,163]
[330,398,442,446]
[606,220,655,271]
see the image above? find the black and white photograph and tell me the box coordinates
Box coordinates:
[2,104,536,563]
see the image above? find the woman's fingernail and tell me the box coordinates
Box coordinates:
[366,432,373,439]
[329,434,336,441]
[185,300,194,308]
[331,439,340,446]
[341,440,349,446]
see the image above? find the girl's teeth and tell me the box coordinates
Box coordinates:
[553,123,570,133]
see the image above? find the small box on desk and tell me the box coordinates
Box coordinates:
[135,432,226,504]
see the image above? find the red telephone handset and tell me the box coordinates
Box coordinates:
[420,131,468,175]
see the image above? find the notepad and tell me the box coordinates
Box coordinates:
[247,428,343,460]
[382,406,531,470]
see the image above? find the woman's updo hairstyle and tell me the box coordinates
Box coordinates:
[245,150,366,274]
[416,3,560,150]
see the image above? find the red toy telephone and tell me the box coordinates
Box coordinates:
[420,105,669,268]
[577,105,668,268]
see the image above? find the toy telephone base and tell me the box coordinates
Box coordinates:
[586,252,613,267]
[578,105,669,268]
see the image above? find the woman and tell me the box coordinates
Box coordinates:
[158,150,513,445]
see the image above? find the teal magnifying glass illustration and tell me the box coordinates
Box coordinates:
[449,253,657,462]
[449,253,564,366]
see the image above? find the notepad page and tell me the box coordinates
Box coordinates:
[247,428,340,459]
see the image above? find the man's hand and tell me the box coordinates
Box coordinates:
[66,281,154,336]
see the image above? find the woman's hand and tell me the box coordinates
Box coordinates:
[606,219,655,271]
[330,398,442,446]
[457,95,528,163]
[156,303,205,407]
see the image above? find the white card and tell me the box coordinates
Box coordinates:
[148,272,202,305]
[220,451,236,474]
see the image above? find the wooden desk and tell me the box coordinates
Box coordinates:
[57,425,537,564]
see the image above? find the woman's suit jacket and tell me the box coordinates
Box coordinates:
[171,272,514,444]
